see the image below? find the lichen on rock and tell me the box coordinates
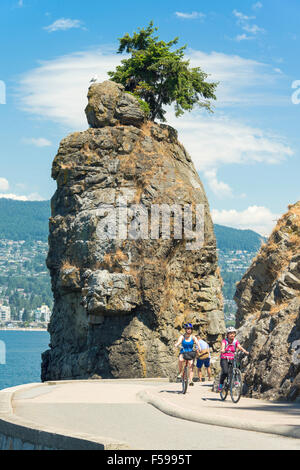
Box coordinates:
[42,80,225,382]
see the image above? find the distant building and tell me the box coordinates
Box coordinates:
[0,305,11,322]
[34,304,51,322]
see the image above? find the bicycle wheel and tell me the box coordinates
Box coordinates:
[182,365,188,394]
[230,368,242,403]
[220,378,229,401]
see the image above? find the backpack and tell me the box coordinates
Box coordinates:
[224,338,238,351]
[197,341,210,360]
[198,348,210,360]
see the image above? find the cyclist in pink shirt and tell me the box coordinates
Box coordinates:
[218,327,249,392]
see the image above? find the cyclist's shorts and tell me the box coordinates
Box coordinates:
[197,358,210,368]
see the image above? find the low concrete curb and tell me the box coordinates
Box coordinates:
[138,389,300,440]
[0,383,130,450]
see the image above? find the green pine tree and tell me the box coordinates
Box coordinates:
[108,21,218,122]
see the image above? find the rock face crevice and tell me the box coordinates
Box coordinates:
[235,202,300,400]
[42,81,225,381]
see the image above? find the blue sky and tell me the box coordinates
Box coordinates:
[0,0,299,235]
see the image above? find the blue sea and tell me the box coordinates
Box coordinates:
[0,330,50,390]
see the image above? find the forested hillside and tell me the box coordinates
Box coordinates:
[0,199,50,241]
[214,224,266,251]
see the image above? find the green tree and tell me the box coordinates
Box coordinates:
[108,21,218,122]
[22,308,31,323]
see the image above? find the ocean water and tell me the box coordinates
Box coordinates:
[0,330,50,390]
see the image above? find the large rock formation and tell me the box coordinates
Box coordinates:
[235,202,300,400]
[42,80,225,381]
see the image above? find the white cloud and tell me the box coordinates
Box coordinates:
[175,12,205,19]
[166,111,293,172]
[18,49,120,128]
[235,34,255,42]
[233,9,265,41]
[233,10,255,21]
[18,0,24,7]
[0,193,45,201]
[187,50,285,107]
[242,23,264,34]
[23,137,52,147]
[0,178,44,200]
[0,178,9,192]
[203,169,233,198]
[212,206,279,236]
[44,18,84,33]
[252,2,263,9]
[17,47,288,130]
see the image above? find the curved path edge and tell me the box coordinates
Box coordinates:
[0,383,130,450]
[138,389,300,440]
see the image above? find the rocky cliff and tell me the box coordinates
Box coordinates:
[42,80,225,381]
[235,202,300,400]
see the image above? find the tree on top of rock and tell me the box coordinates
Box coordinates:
[108,21,218,122]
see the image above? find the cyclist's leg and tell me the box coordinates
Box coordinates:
[220,358,229,385]
[178,354,184,376]
[227,360,234,382]
[182,360,189,393]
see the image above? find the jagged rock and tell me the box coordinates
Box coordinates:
[115,93,146,126]
[85,81,145,128]
[235,202,300,401]
[83,269,142,315]
[42,80,225,382]
[283,272,300,289]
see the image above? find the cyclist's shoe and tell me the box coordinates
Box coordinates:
[189,382,194,386]
[218,384,223,392]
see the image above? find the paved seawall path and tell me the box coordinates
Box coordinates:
[0,379,299,450]
[139,381,300,439]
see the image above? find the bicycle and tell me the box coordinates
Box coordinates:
[220,352,244,403]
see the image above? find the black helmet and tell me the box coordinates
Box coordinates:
[183,323,193,330]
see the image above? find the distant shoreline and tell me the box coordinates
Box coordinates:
[0,328,48,332]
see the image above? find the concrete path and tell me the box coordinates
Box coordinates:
[140,380,300,439]
[3,379,300,450]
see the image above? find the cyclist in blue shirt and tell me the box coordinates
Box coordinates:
[175,323,201,386]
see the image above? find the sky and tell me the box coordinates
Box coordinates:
[0,0,299,235]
